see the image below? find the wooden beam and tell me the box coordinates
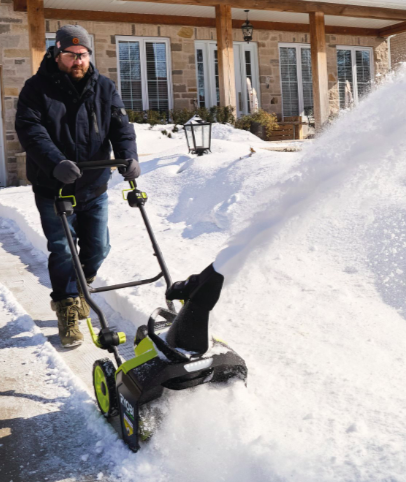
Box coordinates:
[44,9,218,27]
[324,25,379,37]
[44,8,381,37]
[215,5,236,111]
[27,0,46,75]
[240,20,380,36]
[379,21,406,37]
[13,0,26,12]
[309,11,329,130]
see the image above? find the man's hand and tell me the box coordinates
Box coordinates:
[119,158,141,181]
[53,160,82,184]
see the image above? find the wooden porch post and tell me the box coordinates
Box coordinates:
[309,11,329,130]
[215,5,236,112]
[27,0,46,75]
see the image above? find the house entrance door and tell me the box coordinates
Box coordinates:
[195,41,260,117]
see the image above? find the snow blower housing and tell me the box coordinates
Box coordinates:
[55,160,248,452]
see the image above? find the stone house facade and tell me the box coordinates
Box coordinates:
[0,0,390,186]
[390,33,406,66]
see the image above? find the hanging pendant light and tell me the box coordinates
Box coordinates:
[241,10,254,43]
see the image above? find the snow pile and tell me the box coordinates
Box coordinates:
[132,123,185,155]
[211,122,267,144]
[2,66,406,481]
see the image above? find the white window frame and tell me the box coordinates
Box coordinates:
[279,42,313,119]
[194,40,260,115]
[116,36,173,112]
[336,45,374,106]
[46,32,96,66]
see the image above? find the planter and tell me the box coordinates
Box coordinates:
[250,121,265,140]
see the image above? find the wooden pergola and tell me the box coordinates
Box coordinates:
[13,0,406,128]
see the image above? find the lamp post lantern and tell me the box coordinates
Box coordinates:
[184,115,212,156]
[241,10,254,43]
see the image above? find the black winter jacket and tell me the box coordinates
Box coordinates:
[15,47,138,201]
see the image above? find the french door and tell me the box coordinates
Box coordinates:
[279,43,314,119]
[336,46,373,109]
[195,41,260,116]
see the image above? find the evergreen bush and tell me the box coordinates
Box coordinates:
[127,106,236,127]
[235,109,278,138]
[170,106,235,126]
[126,109,167,125]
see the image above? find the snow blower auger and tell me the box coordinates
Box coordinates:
[54,159,248,452]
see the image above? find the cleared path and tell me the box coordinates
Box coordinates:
[0,217,138,481]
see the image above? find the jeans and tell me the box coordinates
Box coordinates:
[35,192,111,302]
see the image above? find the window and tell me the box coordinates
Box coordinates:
[279,43,314,119]
[45,33,95,65]
[336,46,373,109]
[118,41,142,111]
[116,36,173,112]
[196,48,206,107]
[301,48,314,118]
[213,49,220,107]
[245,50,253,113]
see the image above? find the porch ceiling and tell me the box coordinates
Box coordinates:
[44,0,400,29]
[301,0,406,7]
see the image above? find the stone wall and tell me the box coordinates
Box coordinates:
[243,29,389,117]
[0,7,390,185]
[391,33,406,67]
[0,0,30,186]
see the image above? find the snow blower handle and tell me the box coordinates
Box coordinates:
[76,159,130,171]
[76,160,137,189]
[54,160,133,214]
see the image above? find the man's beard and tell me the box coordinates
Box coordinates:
[58,63,89,82]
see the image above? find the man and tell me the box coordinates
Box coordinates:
[15,25,140,347]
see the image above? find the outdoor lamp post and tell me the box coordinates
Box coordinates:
[184,115,212,156]
[241,10,254,43]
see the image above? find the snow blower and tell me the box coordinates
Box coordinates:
[54,159,248,452]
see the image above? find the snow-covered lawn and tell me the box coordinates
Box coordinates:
[2,66,406,481]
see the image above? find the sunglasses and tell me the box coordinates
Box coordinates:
[60,50,90,61]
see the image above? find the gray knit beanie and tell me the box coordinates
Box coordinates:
[54,25,92,57]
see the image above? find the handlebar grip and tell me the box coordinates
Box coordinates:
[76,159,130,170]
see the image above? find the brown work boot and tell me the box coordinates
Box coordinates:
[77,276,95,320]
[52,297,84,347]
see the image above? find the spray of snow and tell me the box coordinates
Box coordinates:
[214,66,406,279]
